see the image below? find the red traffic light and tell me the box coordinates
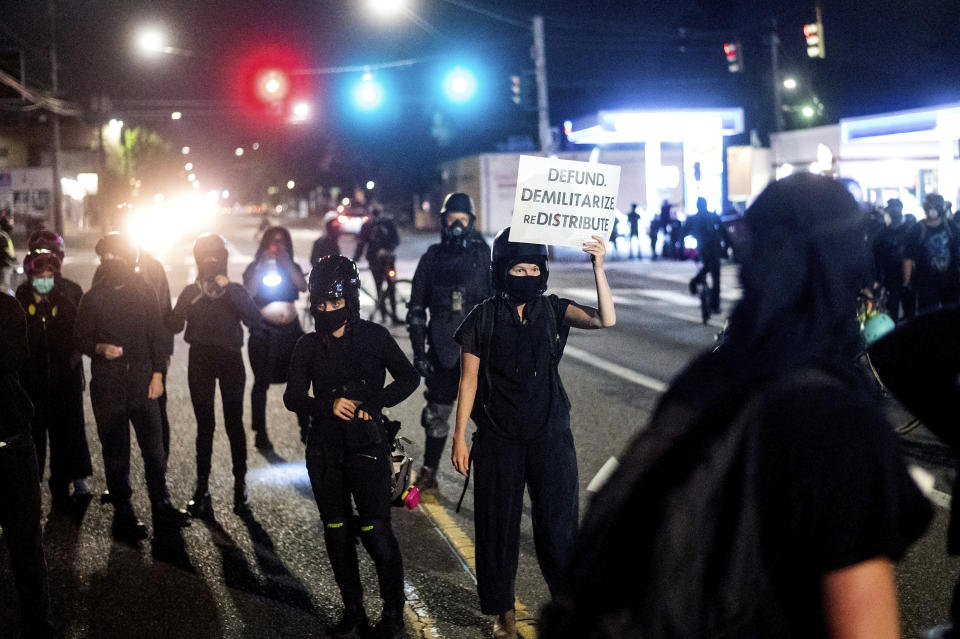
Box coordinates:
[723,43,738,60]
[254,69,290,104]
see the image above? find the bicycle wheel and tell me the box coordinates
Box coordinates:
[391,279,413,324]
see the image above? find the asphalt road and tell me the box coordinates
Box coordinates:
[0,213,956,638]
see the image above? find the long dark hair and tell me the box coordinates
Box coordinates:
[254,226,295,262]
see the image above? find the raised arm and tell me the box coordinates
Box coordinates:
[563,234,616,329]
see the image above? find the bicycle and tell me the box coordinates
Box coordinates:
[358,257,412,326]
[696,270,715,324]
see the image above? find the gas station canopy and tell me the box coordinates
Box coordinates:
[566,108,745,145]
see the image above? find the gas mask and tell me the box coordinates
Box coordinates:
[441,215,473,248]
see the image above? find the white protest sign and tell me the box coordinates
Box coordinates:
[509,155,621,248]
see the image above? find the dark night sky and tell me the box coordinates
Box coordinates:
[1,0,959,197]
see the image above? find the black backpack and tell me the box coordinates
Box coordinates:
[539,354,810,639]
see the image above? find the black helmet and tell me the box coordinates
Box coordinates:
[29,230,66,260]
[95,232,138,264]
[491,227,548,293]
[309,255,361,316]
[440,192,476,247]
[440,192,474,217]
[924,193,946,215]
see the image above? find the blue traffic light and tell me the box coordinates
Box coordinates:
[443,66,477,103]
[354,73,384,110]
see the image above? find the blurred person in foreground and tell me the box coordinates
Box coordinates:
[540,173,931,639]
[0,291,54,638]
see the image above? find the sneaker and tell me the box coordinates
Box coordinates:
[152,499,191,530]
[328,607,368,639]
[186,491,213,519]
[413,466,438,492]
[923,625,957,639]
[112,503,149,543]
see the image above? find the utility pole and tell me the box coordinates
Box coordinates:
[769,24,784,133]
[531,15,552,156]
[49,0,64,235]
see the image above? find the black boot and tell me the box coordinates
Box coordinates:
[112,501,149,543]
[187,475,212,519]
[372,605,405,639]
[233,479,250,515]
[254,429,273,450]
[328,606,368,639]
[152,498,191,530]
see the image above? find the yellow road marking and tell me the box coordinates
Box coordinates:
[418,492,538,639]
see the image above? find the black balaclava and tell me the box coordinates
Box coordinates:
[726,173,871,374]
[503,256,546,303]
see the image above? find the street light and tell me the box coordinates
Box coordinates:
[137,28,166,56]
[366,180,376,190]
[443,66,477,103]
[801,105,815,118]
[287,180,296,190]
[184,162,193,171]
[291,101,311,123]
[235,147,244,157]
[188,173,196,182]
[367,0,406,18]
[354,73,384,111]
[171,111,182,120]
[181,146,190,155]
[783,78,797,90]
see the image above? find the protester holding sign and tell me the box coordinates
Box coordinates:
[451,227,615,639]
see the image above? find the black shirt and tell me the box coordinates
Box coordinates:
[0,292,33,438]
[454,295,570,440]
[905,221,960,283]
[755,376,931,638]
[283,319,419,425]
[55,275,83,308]
[74,267,169,374]
[15,283,80,390]
[168,282,264,350]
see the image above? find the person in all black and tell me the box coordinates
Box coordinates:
[310,217,343,267]
[28,230,83,307]
[873,198,908,320]
[407,192,491,491]
[15,248,92,513]
[684,197,729,313]
[626,202,641,259]
[284,255,419,639]
[137,250,175,456]
[451,228,616,639]
[354,207,400,323]
[243,226,309,449]
[903,193,960,315]
[539,174,931,639]
[0,291,55,639]
[168,234,264,518]
[74,232,190,542]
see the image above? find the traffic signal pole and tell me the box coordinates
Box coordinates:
[532,15,552,156]
[49,0,64,235]
[770,25,784,133]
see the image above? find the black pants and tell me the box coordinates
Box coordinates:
[915,273,960,315]
[0,432,54,638]
[371,258,397,321]
[27,374,92,498]
[421,355,460,468]
[249,321,309,435]
[306,433,404,613]
[188,345,247,480]
[690,255,721,310]
[89,361,169,504]
[159,372,170,455]
[472,421,579,615]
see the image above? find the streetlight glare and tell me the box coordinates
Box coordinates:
[287,180,296,190]
[184,163,193,171]
[188,173,196,182]
[171,111,182,120]
[137,28,165,55]
[366,180,375,190]
[443,67,477,103]
[354,73,384,111]
[235,147,245,157]
[291,101,311,123]
[801,105,815,118]
[783,78,798,90]
[181,146,190,155]
[367,0,406,18]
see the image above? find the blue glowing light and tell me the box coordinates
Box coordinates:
[354,73,384,111]
[262,272,283,287]
[443,67,477,103]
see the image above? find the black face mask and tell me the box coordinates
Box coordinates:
[96,259,133,284]
[442,218,470,247]
[504,274,541,302]
[198,260,225,280]
[312,306,349,333]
